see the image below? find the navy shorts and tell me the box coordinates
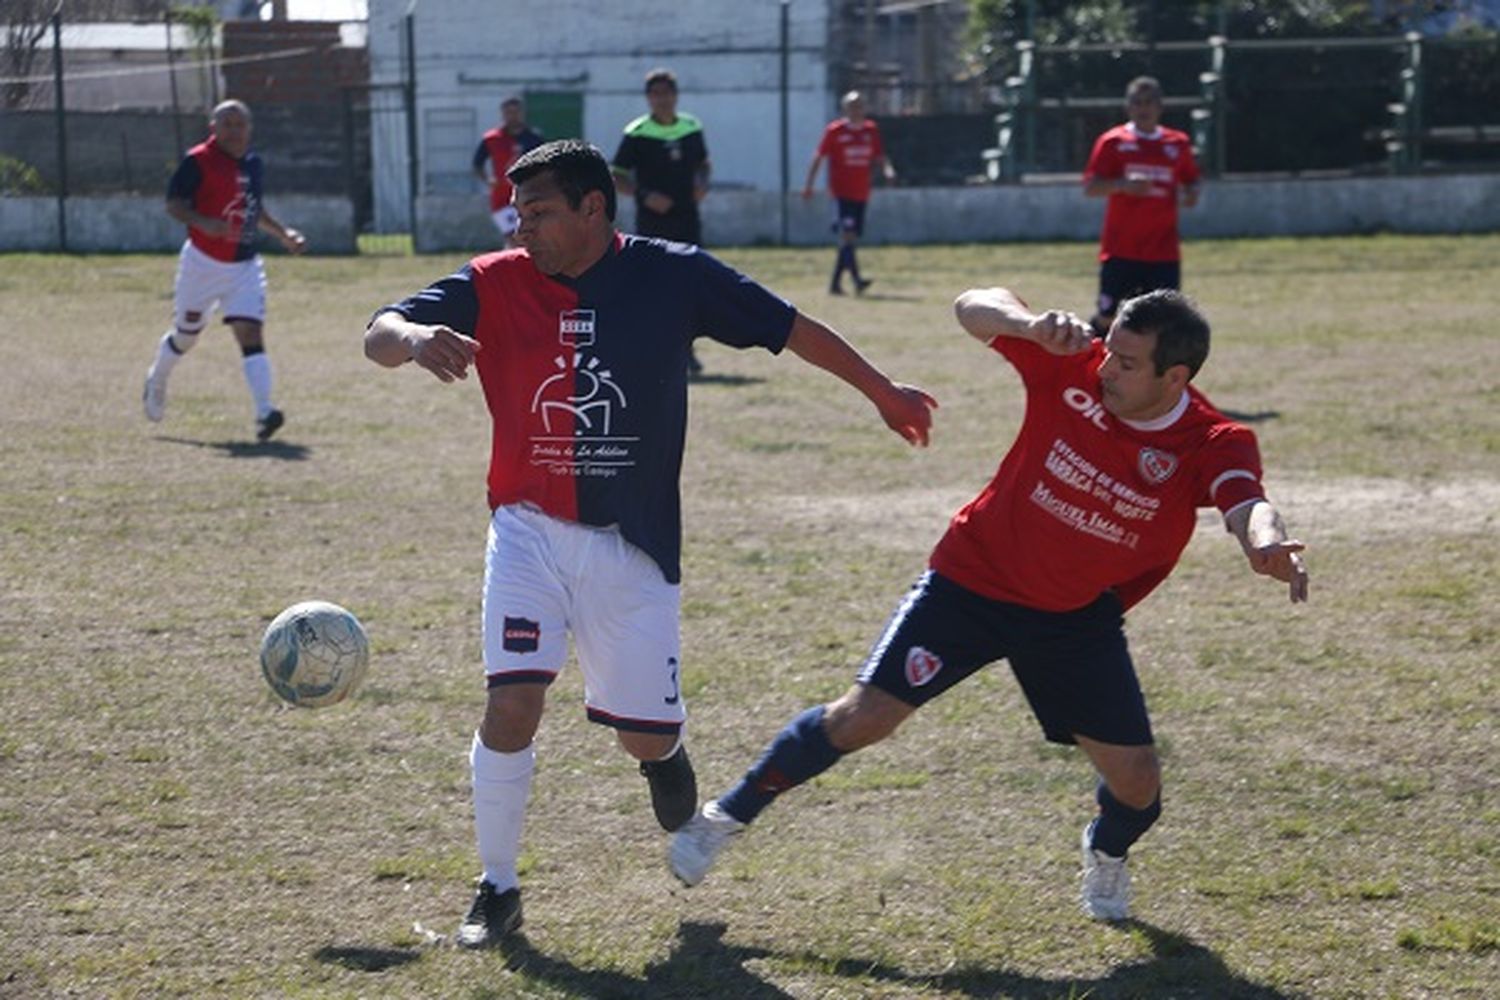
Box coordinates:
[1097,257,1181,321]
[833,198,867,237]
[859,571,1153,746]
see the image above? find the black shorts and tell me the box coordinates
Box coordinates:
[637,206,702,245]
[858,571,1153,746]
[833,198,867,237]
[1096,257,1181,320]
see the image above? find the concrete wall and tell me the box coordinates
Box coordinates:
[411,173,1500,252]
[7,173,1497,253]
[0,194,357,254]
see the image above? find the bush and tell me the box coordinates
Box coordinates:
[0,156,46,194]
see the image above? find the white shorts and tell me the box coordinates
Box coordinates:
[482,503,685,734]
[491,205,520,237]
[173,240,267,331]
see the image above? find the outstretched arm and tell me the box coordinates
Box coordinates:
[1225,499,1310,603]
[365,310,480,383]
[953,287,1094,354]
[785,311,936,446]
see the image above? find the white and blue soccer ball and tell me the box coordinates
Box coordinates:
[259,600,369,708]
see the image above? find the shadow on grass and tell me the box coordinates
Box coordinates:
[313,944,422,972]
[483,921,793,1000]
[1220,409,1281,424]
[319,919,1286,999]
[803,920,1293,1000]
[156,435,311,461]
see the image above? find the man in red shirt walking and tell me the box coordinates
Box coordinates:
[1083,76,1201,335]
[804,91,896,296]
[671,285,1308,923]
[473,97,544,246]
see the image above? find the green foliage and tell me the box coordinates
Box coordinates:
[0,155,45,194]
[170,3,218,55]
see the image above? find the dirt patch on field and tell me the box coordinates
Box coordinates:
[766,476,1500,550]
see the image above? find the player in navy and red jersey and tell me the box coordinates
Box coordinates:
[141,100,306,441]
[364,139,936,948]
[472,96,544,245]
[1083,76,1202,335]
[803,91,896,296]
[672,287,1309,923]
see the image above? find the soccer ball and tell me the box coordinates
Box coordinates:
[259,600,369,708]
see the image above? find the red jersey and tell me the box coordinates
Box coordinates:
[929,336,1263,613]
[816,118,885,202]
[1084,123,1201,262]
[383,234,795,584]
[166,136,264,262]
[474,126,545,211]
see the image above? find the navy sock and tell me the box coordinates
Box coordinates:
[847,245,863,283]
[718,706,844,824]
[1089,782,1161,858]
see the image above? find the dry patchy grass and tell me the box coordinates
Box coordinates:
[0,235,1496,999]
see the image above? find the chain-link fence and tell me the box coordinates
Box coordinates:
[0,10,410,253]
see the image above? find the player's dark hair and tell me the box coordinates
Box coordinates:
[645,68,677,93]
[1126,76,1163,102]
[1117,289,1210,379]
[508,139,617,221]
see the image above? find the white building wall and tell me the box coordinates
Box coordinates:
[366,0,834,232]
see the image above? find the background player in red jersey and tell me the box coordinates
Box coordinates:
[671,286,1308,923]
[804,90,896,296]
[364,140,936,949]
[1083,76,1202,335]
[473,97,544,246]
[141,99,306,441]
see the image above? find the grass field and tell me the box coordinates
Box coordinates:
[0,235,1496,999]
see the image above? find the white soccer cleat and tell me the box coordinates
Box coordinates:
[142,369,167,422]
[669,800,744,886]
[1080,824,1131,921]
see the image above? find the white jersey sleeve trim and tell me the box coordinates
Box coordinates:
[1209,468,1259,501]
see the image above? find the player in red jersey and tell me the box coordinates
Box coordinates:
[141,100,306,441]
[671,286,1308,923]
[472,97,544,245]
[364,140,936,948]
[1083,76,1202,335]
[803,91,896,296]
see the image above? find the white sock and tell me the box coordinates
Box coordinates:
[241,352,274,419]
[470,731,534,893]
[150,329,197,379]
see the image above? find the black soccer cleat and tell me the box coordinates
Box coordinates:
[255,408,285,442]
[854,278,874,296]
[639,744,698,832]
[455,880,523,949]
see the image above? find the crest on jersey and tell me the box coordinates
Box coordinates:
[1138,447,1179,485]
[904,646,943,688]
[559,309,596,346]
[1164,144,1180,160]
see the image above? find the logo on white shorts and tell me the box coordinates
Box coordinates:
[904,646,942,687]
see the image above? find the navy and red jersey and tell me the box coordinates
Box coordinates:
[1083,123,1201,262]
[929,335,1263,613]
[383,233,796,583]
[473,126,545,212]
[166,136,264,262]
[816,117,886,203]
